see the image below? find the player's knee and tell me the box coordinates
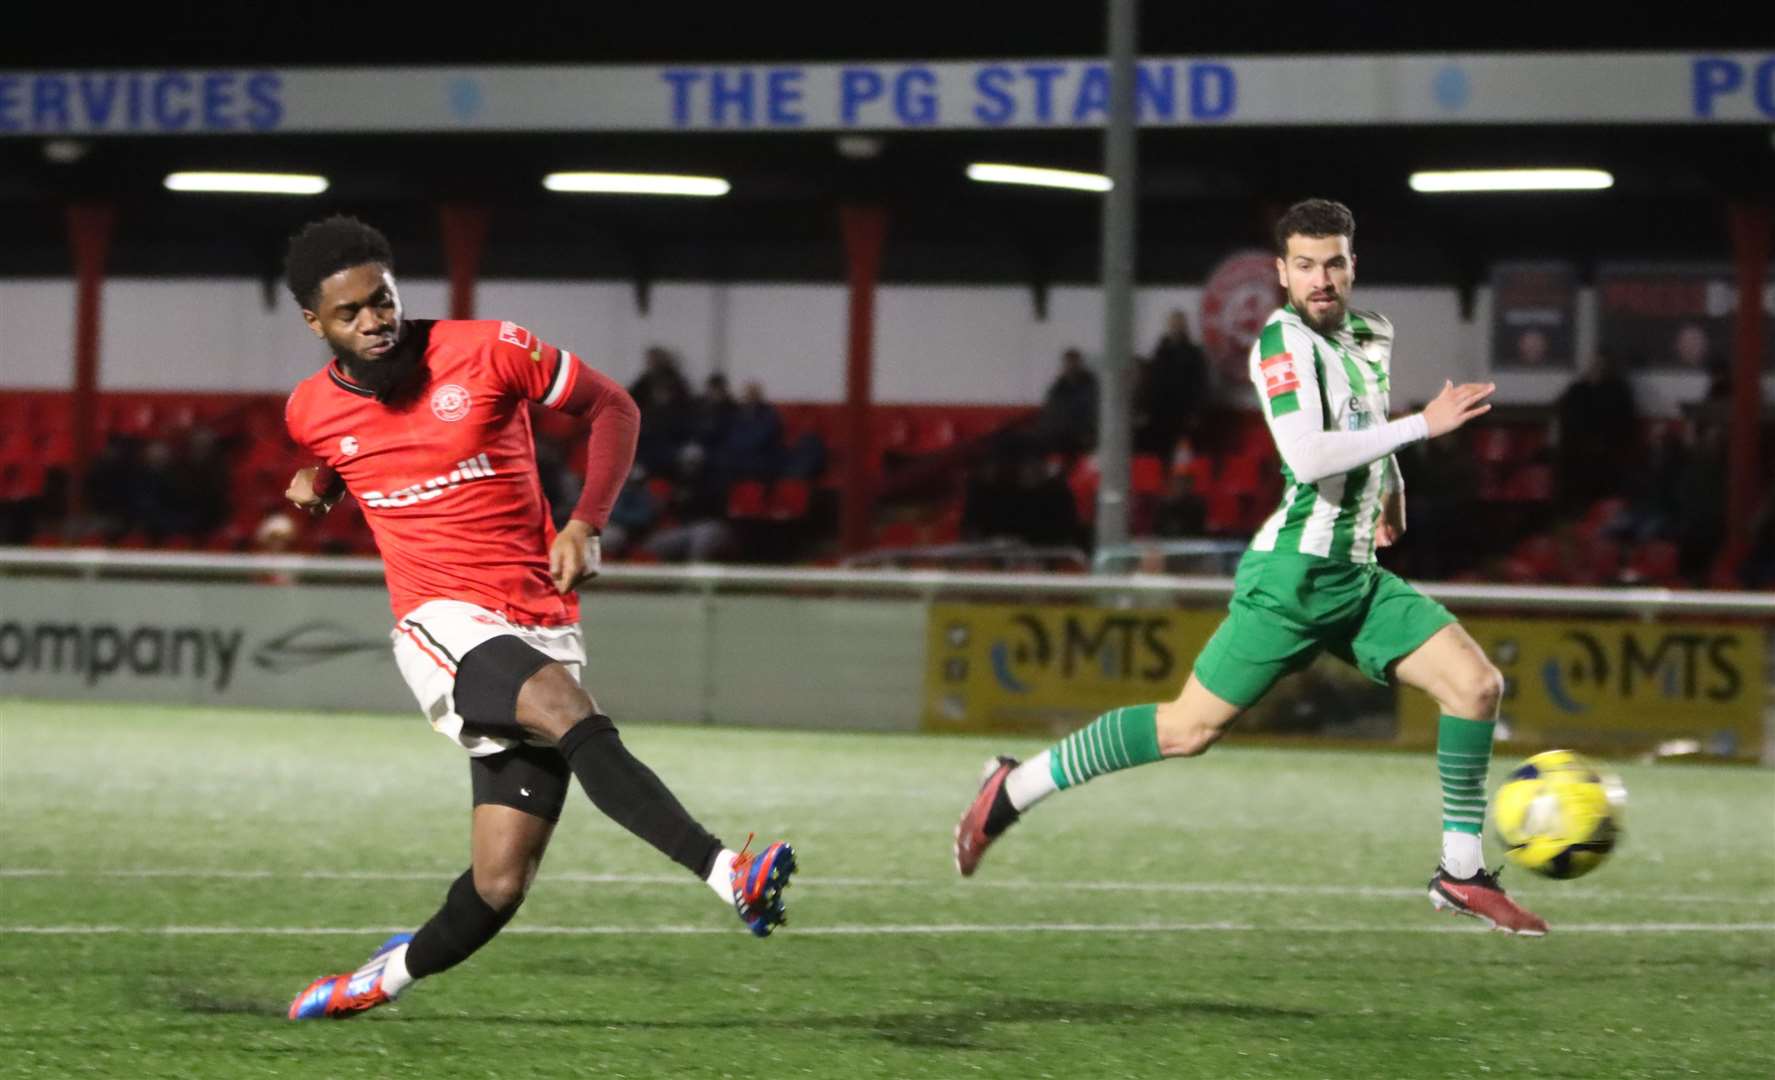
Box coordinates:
[1162,723,1224,758]
[1155,706,1223,758]
[1447,661,1504,719]
[472,865,531,912]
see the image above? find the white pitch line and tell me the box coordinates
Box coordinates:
[2,867,1770,906]
[2,921,1772,937]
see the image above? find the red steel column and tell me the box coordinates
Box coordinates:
[440,203,490,321]
[839,204,888,555]
[1726,202,1769,559]
[66,203,116,521]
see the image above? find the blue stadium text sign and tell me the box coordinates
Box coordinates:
[1,53,1770,136]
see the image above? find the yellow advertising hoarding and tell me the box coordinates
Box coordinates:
[922,603,1220,736]
[1398,617,1766,760]
[925,603,1767,759]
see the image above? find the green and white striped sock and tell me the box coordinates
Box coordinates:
[1006,703,1165,817]
[1437,714,1494,877]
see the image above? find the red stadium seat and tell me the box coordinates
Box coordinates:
[767,479,811,520]
[1204,492,1245,535]
[1472,427,1517,465]
[727,479,767,518]
[1130,455,1166,496]
[1626,540,1680,585]
[909,416,958,453]
[1508,463,1554,502]
[1219,454,1264,496]
[876,520,921,547]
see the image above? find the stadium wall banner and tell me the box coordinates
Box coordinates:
[1596,264,1775,372]
[2,53,1772,136]
[0,578,413,710]
[1397,617,1767,761]
[0,578,929,731]
[922,602,1219,736]
[1490,262,1579,371]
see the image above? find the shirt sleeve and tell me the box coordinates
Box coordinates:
[483,320,581,407]
[1254,319,1428,485]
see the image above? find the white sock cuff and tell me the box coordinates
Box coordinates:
[1006,751,1060,813]
[705,848,737,903]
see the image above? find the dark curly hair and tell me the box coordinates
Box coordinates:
[284,215,394,310]
[1273,198,1355,254]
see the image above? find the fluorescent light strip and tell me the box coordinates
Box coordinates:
[543,172,730,196]
[164,172,329,195]
[966,163,1113,193]
[1408,169,1614,193]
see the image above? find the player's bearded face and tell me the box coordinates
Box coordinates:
[305,264,414,395]
[1277,234,1355,334]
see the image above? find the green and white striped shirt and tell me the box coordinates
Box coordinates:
[1246,305,1429,564]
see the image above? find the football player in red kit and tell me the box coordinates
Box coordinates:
[279,216,794,1020]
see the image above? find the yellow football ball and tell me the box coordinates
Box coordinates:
[1492,750,1626,880]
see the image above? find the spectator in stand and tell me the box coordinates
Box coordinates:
[646,443,734,563]
[1740,490,1775,590]
[1135,310,1210,455]
[718,381,784,481]
[1620,420,1688,542]
[627,345,692,411]
[1675,406,1729,585]
[1398,424,1483,579]
[84,434,141,541]
[960,453,1017,541]
[629,347,695,473]
[692,373,739,452]
[532,434,583,530]
[1153,472,1207,538]
[601,464,661,557]
[1006,455,1084,549]
[1035,348,1099,454]
[181,426,234,539]
[1553,352,1637,510]
[135,438,199,543]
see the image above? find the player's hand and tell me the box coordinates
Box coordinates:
[1375,492,1405,548]
[551,520,601,593]
[1420,380,1496,438]
[285,466,339,517]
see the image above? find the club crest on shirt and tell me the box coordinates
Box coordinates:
[1260,352,1299,398]
[340,435,359,456]
[431,384,472,422]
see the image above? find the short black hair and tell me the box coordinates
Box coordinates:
[1274,198,1355,255]
[284,215,394,310]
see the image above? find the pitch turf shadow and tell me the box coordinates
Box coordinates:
[386,996,1320,1050]
[173,989,286,1017]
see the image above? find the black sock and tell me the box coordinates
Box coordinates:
[405,869,521,980]
[983,782,1020,838]
[557,714,723,878]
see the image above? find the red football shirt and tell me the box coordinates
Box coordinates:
[285,319,587,626]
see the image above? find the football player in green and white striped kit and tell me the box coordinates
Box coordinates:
[954,198,1549,936]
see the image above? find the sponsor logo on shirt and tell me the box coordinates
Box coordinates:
[1260,352,1300,398]
[498,321,533,349]
[361,454,496,508]
[431,383,472,422]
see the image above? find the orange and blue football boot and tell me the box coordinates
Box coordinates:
[287,932,413,1020]
[730,835,796,937]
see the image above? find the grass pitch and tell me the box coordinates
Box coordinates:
[2,700,1771,1079]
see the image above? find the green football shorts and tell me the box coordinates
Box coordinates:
[1192,550,1456,707]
